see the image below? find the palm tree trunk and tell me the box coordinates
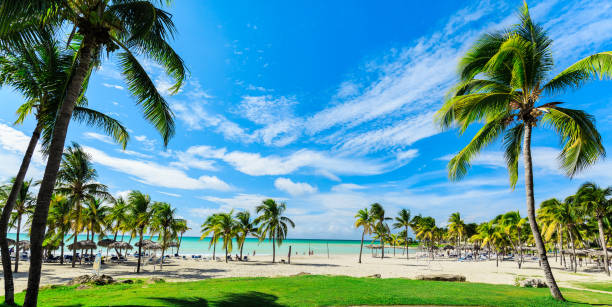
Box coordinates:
[518,229,523,269]
[0,122,42,304]
[272,236,276,263]
[72,204,80,268]
[160,245,165,270]
[568,229,577,273]
[14,217,22,273]
[559,228,565,268]
[523,124,564,301]
[24,36,96,307]
[405,226,409,260]
[381,236,385,259]
[137,229,143,273]
[177,232,184,255]
[212,238,216,260]
[60,231,65,265]
[225,242,228,263]
[239,235,245,259]
[358,230,364,264]
[597,218,610,276]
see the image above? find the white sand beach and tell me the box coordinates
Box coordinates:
[2,253,609,294]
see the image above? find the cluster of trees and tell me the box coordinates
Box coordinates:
[0,144,190,273]
[0,1,186,304]
[357,182,611,275]
[200,199,294,263]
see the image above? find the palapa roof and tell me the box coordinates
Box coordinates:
[98,238,116,247]
[109,241,133,250]
[67,240,97,250]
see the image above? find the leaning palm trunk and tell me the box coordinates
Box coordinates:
[239,236,245,259]
[14,217,22,273]
[568,230,577,273]
[137,229,143,273]
[358,230,364,263]
[597,218,610,276]
[405,226,409,260]
[72,203,81,268]
[0,122,41,304]
[517,230,523,269]
[178,232,184,255]
[24,37,96,307]
[523,124,564,301]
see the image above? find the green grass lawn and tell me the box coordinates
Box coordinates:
[572,281,612,292]
[3,275,611,306]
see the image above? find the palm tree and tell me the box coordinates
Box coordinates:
[128,191,154,274]
[499,211,527,268]
[173,219,190,256]
[355,208,373,263]
[83,198,109,258]
[201,214,222,259]
[214,211,238,263]
[0,2,187,303]
[255,199,295,263]
[106,197,129,249]
[370,203,391,259]
[235,211,258,259]
[4,178,35,273]
[0,30,127,303]
[46,194,71,265]
[539,197,583,272]
[415,217,438,259]
[393,209,411,260]
[577,182,611,276]
[434,3,610,300]
[150,202,176,270]
[55,144,111,268]
[447,212,465,258]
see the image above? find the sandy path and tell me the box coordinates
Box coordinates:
[2,253,610,294]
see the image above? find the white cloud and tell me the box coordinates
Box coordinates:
[174,145,408,178]
[82,146,231,191]
[102,83,124,90]
[134,135,157,151]
[117,149,153,159]
[83,132,115,145]
[331,183,366,192]
[159,191,181,197]
[274,177,317,196]
[0,124,45,181]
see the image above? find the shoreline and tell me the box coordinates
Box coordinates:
[2,253,609,294]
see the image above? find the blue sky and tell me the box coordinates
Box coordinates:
[1,0,612,239]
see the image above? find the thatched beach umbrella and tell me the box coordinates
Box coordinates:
[17,240,30,251]
[67,240,97,250]
[109,241,133,258]
[135,239,154,247]
[98,239,116,257]
[5,238,15,246]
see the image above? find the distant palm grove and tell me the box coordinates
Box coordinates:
[0,1,611,306]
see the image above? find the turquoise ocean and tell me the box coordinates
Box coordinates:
[6,233,391,256]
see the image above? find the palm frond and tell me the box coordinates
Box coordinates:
[117,51,175,145]
[72,106,130,148]
[540,107,605,177]
[544,52,612,94]
[448,115,507,181]
[503,124,524,189]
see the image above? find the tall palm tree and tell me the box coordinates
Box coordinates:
[0,30,127,303]
[434,3,610,300]
[447,212,465,258]
[255,199,295,263]
[4,178,35,273]
[235,211,258,259]
[0,2,186,303]
[83,198,109,258]
[106,197,129,243]
[577,182,611,276]
[55,144,111,268]
[128,191,154,274]
[201,214,221,260]
[393,209,411,260]
[370,203,391,259]
[499,211,527,268]
[46,194,71,265]
[173,219,190,255]
[355,208,373,263]
[150,202,176,270]
[215,211,238,263]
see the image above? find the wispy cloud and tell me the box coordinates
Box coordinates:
[83,146,231,191]
[102,83,124,90]
[83,132,115,145]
